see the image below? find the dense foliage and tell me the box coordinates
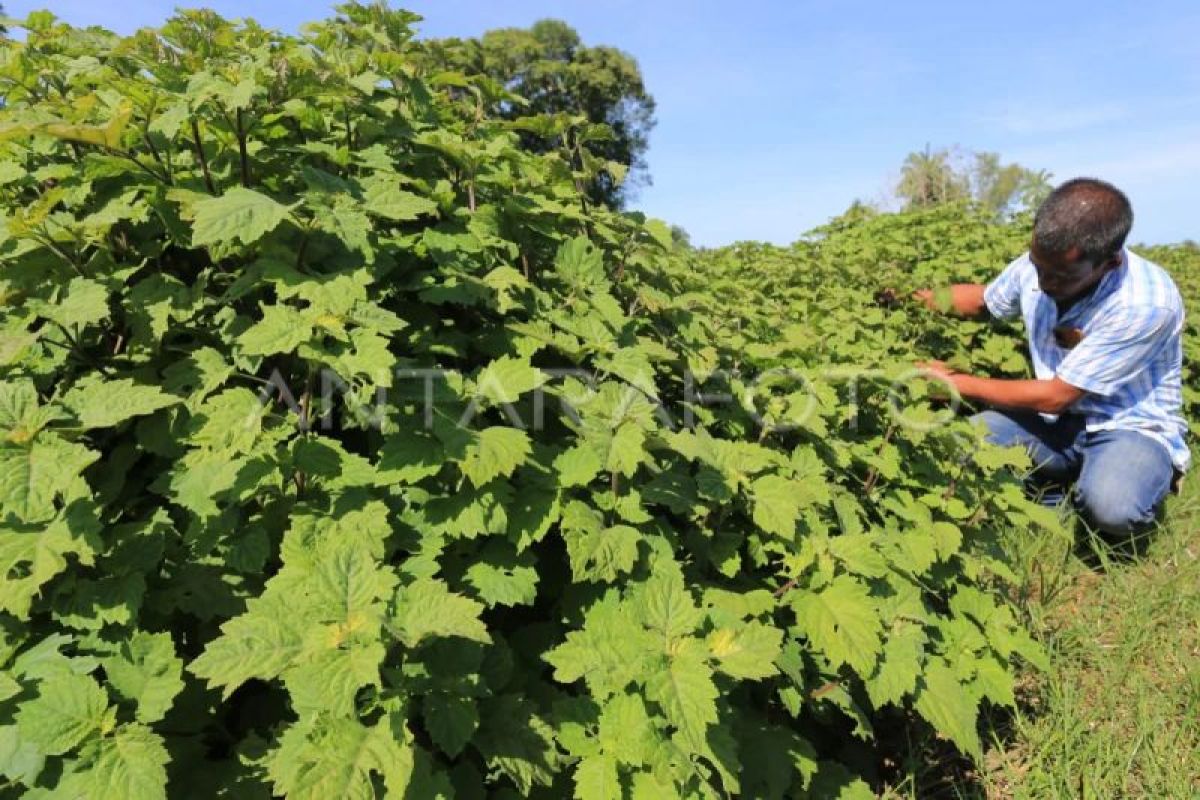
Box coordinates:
[0,6,1194,799]
[418,19,656,210]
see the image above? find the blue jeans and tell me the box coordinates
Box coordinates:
[973,409,1175,536]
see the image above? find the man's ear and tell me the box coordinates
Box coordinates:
[1101,251,1124,271]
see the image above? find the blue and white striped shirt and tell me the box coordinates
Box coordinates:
[983,248,1190,471]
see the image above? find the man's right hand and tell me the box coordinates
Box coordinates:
[912,288,934,308]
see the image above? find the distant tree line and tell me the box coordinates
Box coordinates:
[896,144,1051,215]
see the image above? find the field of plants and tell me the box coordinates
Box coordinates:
[0,6,1197,799]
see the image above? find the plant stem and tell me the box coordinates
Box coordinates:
[236,108,250,187]
[190,118,216,194]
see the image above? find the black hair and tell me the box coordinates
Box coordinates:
[1032,177,1133,265]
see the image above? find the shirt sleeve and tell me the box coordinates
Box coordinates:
[1055,304,1178,396]
[982,254,1028,321]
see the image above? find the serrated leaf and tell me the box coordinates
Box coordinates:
[597,693,657,766]
[16,672,109,756]
[474,356,547,405]
[237,303,314,356]
[189,595,307,698]
[707,622,782,679]
[864,622,926,708]
[423,693,478,758]
[41,277,109,329]
[637,567,702,644]
[574,753,620,800]
[791,575,882,674]
[463,542,538,607]
[554,444,602,487]
[750,474,802,538]
[644,639,718,750]
[54,723,168,800]
[388,578,491,648]
[376,429,444,485]
[62,378,179,429]
[0,436,98,523]
[362,179,439,221]
[0,724,45,786]
[913,658,982,760]
[191,187,290,248]
[459,426,531,487]
[101,632,183,724]
[563,509,640,584]
[267,716,413,800]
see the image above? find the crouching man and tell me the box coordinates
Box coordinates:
[914,177,1189,537]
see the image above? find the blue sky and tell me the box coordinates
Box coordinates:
[16,0,1200,246]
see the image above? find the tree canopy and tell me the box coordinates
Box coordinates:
[418,19,656,210]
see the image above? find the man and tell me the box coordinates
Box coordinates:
[915,177,1188,536]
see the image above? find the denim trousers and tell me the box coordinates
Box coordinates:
[973,409,1176,535]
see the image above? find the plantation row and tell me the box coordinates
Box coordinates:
[1,6,1198,799]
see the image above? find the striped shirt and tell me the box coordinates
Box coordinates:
[983,248,1190,471]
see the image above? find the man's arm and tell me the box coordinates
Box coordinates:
[912,284,990,319]
[922,362,1085,415]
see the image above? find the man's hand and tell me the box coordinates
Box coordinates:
[908,284,989,318]
[915,359,956,382]
[912,288,934,308]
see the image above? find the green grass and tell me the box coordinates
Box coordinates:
[984,478,1200,799]
[883,476,1200,799]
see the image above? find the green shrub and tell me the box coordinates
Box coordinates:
[0,6,1064,798]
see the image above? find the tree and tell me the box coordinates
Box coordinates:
[896,145,970,209]
[895,145,1050,215]
[420,19,656,210]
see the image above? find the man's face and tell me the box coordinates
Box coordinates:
[1029,242,1118,302]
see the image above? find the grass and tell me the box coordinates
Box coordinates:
[984,477,1200,799]
[883,475,1200,799]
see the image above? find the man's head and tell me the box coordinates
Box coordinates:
[1030,177,1133,301]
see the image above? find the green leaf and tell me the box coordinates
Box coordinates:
[597,693,657,766]
[458,426,531,487]
[16,672,109,756]
[186,387,265,454]
[267,717,413,800]
[750,475,802,538]
[636,566,702,645]
[463,542,539,607]
[707,621,782,679]
[574,753,621,800]
[0,724,45,786]
[563,503,641,585]
[554,445,602,488]
[423,693,478,758]
[913,658,982,759]
[388,578,491,648]
[790,575,883,674]
[555,236,607,290]
[54,723,168,800]
[191,187,290,248]
[41,277,109,329]
[644,639,718,750]
[864,622,926,707]
[473,356,547,405]
[0,507,101,616]
[236,303,314,356]
[362,179,439,221]
[101,632,184,724]
[188,595,306,699]
[62,378,179,429]
[376,429,445,485]
[0,436,98,523]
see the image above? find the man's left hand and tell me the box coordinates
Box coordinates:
[916,359,957,382]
